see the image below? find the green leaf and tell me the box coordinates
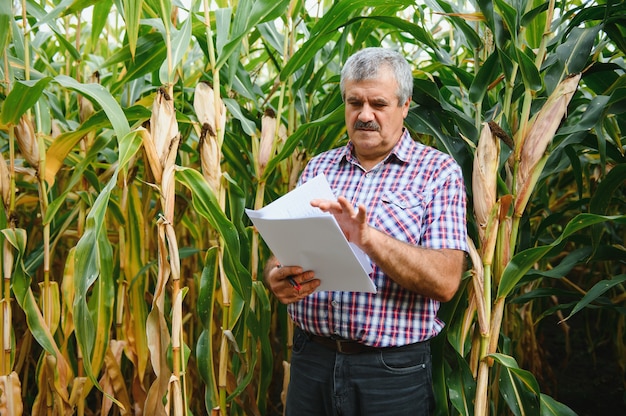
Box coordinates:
[54,75,131,140]
[521,2,549,49]
[160,13,193,84]
[26,0,81,60]
[0,0,11,56]
[123,0,143,58]
[494,0,518,42]
[561,274,626,322]
[469,51,501,103]
[589,164,626,214]
[515,47,542,92]
[497,214,626,299]
[73,129,142,397]
[490,353,540,416]
[175,167,252,301]
[545,26,601,94]
[0,77,53,126]
[447,352,476,416]
[280,0,415,80]
[263,105,345,179]
[105,32,168,94]
[215,0,291,69]
[4,229,67,364]
[539,393,577,416]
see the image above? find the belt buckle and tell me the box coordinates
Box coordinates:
[335,339,345,353]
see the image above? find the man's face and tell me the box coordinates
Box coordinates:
[344,66,410,170]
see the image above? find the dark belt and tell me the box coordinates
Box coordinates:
[306,333,380,354]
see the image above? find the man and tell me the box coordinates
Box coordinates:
[264,47,468,416]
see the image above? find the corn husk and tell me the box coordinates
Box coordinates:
[199,133,222,193]
[14,115,39,169]
[193,82,226,139]
[0,372,23,416]
[472,122,500,240]
[150,87,179,168]
[515,73,581,216]
[258,108,277,173]
[289,149,307,191]
[79,95,94,123]
[0,152,11,209]
[193,82,217,136]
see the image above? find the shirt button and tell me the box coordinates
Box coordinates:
[331,300,339,308]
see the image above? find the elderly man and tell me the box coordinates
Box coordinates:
[264,47,468,416]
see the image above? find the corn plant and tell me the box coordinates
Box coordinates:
[0,0,624,415]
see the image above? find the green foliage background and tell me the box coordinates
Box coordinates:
[0,0,625,415]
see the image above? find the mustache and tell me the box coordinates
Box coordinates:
[354,120,380,131]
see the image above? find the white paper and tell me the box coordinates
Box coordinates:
[246,174,376,293]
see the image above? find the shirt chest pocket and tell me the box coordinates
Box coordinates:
[374,191,426,245]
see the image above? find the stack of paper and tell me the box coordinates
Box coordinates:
[245,174,376,293]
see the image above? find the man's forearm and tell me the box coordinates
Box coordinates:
[362,227,465,302]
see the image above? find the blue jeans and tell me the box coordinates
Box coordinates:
[285,327,434,416]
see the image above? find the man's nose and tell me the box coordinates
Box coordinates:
[358,104,375,121]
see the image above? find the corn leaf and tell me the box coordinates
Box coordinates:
[105,33,168,94]
[0,0,10,57]
[544,26,601,94]
[175,167,252,300]
[447,352,476,416]
[73,130,142,399]
[216,0,291,70]
[515,46,542,91]
[469,52,501,104]
[126,186,150,381]
[497,214,626,299]
[54,75,130,140]
[0,78,52,126]
[280,0,414,81]
[539,393,577,416]
[490,353,540,416]
[90,0,114,49]
[560,274,626,323]
[196,248,219,410]
[123,0,142,59]
[4,228,70,383]
[589,164,626,215]
[86,230,115,383]
[159,13,193,84]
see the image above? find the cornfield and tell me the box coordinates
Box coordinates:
[0,0,625,415]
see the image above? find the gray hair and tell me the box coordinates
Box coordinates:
[340,47,413,106]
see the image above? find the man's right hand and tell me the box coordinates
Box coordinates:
[264,259,320,304]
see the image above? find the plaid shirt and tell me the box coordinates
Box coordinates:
[288,130,468,347]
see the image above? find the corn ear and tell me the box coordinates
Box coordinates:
[150,87,179,168]
[289,149,307,191]
[0,152,10,209]
[194,82,226,193]
[0,372,23,416]
[14,115,39,169]
[472,122,500,240]
[258,108,277,174]
[515,73,581,216]
[193,81,226,140]
[194,82,217,136]
[139,128,163,184]
[199,134,222,193]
